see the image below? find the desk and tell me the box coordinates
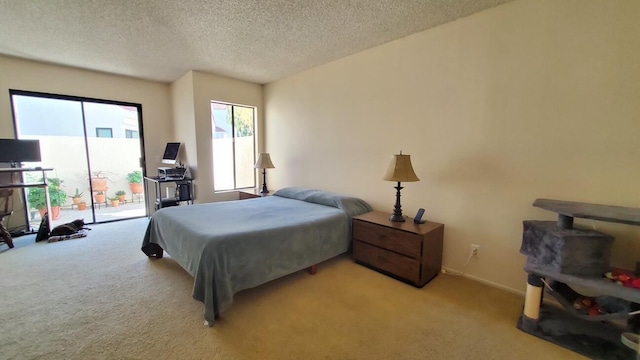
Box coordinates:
[144,176,194,211]
[0,167,54,232]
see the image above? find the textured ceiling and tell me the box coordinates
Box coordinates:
[0,0,513,84]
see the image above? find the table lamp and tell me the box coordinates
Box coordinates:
[255,153,275,194]
[383,151,419,222]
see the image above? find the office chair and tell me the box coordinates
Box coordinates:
[0,189,14,248]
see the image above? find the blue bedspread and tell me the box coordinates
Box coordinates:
[142,187,372,324]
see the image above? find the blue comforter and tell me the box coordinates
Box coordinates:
[142,187,372,324]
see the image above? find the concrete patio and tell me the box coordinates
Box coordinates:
[29,195,147,230]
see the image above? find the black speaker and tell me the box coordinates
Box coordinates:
[177,183,191,201]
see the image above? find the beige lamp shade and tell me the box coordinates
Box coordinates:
[383,153,419,182]
[254,153,275,169]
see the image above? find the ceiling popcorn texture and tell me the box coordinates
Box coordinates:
[0,0,514,84]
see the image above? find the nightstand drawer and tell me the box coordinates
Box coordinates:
[353,240,420,284]
[239,191,259,200]
[353,220,422,258]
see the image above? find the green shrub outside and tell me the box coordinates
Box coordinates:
[28,177,68,209]
[127,170,142,184]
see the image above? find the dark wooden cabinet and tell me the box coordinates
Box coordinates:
[352,211,444,287]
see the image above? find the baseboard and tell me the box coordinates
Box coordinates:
[441,266,525,297]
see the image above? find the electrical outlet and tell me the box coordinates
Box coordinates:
[471,244,480,257]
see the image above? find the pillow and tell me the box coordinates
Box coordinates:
[274,187,373,217]
[273,187,321,201]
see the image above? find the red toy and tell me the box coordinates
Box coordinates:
[604,268,640,289]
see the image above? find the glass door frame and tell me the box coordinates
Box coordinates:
[9,89,148,225]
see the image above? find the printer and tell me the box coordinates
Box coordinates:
[158,166,186,179]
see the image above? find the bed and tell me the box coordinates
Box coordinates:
[141,187,372,325]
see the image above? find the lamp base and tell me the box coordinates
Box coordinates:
[390,182,405,222]
[260,169,269,194]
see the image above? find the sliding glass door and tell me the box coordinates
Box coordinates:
[10,90,147,229]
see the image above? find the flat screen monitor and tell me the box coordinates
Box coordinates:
[162,142,181,165]
[0,139,42,167]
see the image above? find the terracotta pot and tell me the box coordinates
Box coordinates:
[111,200,119,207]
[94,193,106,204]
[38,207,60,220]
[50,206,60,220]
[72,197,82,205]
[77,202,87,211]
[118,195,126,203]
[91,178,108,192]
[129,183,143,194]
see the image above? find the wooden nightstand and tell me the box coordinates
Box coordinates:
[352,211,444,287]
[238,188,273,200]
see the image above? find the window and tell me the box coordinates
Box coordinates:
[125,129,139,138]
[211,102,256,191]
[96,127,113,138]
[10,89,146,225]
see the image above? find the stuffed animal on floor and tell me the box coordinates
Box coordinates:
[50,219,90,236]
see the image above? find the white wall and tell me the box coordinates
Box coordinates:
[264,0,640,292]
[0,55,172,227]
[26,136,141,203]
[170,71,197,173]
[190,70,264,203]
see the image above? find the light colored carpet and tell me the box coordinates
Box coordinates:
[0,218,585,360]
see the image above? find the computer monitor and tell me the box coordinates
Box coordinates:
[161,142,181,165]
[0,139,42,167]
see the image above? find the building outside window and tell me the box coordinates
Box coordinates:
[96,127,113,138]
[125,129,139,138]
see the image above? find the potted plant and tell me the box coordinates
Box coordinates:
[27,177,67,220]
[115,190,126,203]
[94,190,106,204]
[127,170,143,195]
[71,188,83,205]
[108,195,120,207]
[90,171,109,192]
[77,202,87,211]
